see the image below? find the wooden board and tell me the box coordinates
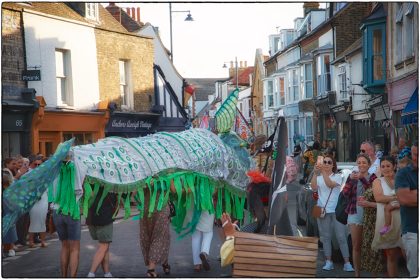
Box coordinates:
[233,232,318,278]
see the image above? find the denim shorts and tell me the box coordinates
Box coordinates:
[347,205,364,225]
[53,211,81,241]
[88,223,113,243]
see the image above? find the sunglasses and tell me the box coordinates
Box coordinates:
[360,149,366,153]
[323,160,333,165]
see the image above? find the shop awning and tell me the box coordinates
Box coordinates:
[402,87,418,125]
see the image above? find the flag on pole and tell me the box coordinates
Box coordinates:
[235,108,253,141]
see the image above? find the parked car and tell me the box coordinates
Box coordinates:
[296,162,356,261]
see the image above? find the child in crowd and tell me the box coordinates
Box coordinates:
[380,148,411,236]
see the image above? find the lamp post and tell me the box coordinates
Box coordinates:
[222,56,238,89]
[169,3,193,62]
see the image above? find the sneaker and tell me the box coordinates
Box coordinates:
[322,261,334,271]
[104,272,113,278]
[87,272,95,278]
[7,250,16,257]
[380,225,391,235]
[343,262,355,272]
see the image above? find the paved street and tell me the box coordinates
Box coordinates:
[2,182,409,277]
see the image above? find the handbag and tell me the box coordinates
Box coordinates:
[312,187,333,219]
[335,192,349,225]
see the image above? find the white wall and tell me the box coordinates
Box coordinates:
[318,29,333,47]
[348,52,369,112]
[24,12,100,110]
[139,24,183,103]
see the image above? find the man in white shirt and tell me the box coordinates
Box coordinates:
[360,141,380,176]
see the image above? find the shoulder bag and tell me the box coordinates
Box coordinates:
[335,191,349,225]
[312,186,333,219]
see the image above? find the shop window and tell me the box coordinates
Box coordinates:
[63,133,93,145]
[119,60,132,110]
[316,54,331,97]
[305,116,313,143]
[55,49,72,106]
[2,132,21,158]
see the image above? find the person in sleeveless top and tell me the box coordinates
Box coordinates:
[342,153,377,277]
[372,156,403,277]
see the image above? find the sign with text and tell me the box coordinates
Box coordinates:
[106,113,158,135]
[22,70,41,81]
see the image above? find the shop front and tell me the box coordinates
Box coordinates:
[367,94,391,153]
[2,91,39,157]
[330,102,351,162]
[32,97,109,156]
[105,111,159,138]
[315,92,337,143]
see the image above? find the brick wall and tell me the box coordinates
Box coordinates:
[2,8,26,96]
[334,3,371,56]
[95,29,154,112]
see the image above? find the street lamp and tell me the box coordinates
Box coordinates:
[222,56,238,89]
[169,3,194,62]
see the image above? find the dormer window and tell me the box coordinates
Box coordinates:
[86,3,99,21]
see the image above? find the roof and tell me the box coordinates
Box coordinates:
[95,4,132,34]
[105,3,143,33]
[185,78,225,101]
[2,2,88,23]
[232,67,255,86]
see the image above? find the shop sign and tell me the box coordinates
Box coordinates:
[2,113,26,131]
[366,95,383,107]
[22,70,41,81]
[106,114,157,133]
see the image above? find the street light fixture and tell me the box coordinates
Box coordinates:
[222,56,238,89]
[169,3,194,62]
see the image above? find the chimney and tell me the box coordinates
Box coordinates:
[126,8,131,17]
[109,2,116,6]
[303,2,320,16]
[131,7,135,21]
[240,61,243,68]
[136,7,140,23]
[244,61,248,67]
[230,61,234,69]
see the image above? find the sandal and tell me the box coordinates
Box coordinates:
[200,252,210,271]
[162,263,171,275]
[146,269,158,278]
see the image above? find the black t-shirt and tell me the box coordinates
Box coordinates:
[86,188,117,226]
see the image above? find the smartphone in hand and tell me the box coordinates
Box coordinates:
[316,156,324,166]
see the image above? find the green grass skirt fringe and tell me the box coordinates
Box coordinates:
[81,171,246,237]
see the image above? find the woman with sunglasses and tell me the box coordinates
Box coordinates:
[311,153,354,272]
[342,153,378,276]
[372,156,403,277]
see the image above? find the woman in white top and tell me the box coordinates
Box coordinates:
[372,156,403,277]
[311,153,354,272]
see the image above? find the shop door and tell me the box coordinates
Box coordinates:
[2,132,21,158]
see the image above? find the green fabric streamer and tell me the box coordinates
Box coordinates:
[216,188,223,218]
[95,185,111,215]
[123,194,131,220]
[113,192,123,218]
[82,181,92,217]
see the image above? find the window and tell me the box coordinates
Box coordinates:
[266,80,274,108]
[119,60,132,109]
[302,63,313,99]
[86,3,99,21]
[279,77,285,105]
[55,49,72,106]
[63,133,93,145]
[316,54,331,96]
[405,3,415,59]
[372,29,384,81]
[288,69,299,102]
[396,3,404,63]
[338,65,347,100]
[2,132,21,158]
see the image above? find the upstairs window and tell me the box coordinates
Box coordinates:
[288,69,299,102]
[396,3,404,63]
[316,54,331,96]
[279,77,285,105]
[301,63,313,99]
[405,3,415,60]
[362,22,386,89]
[267,80,274,108]
[119,60,132,109]
[86,3,99,21]
[55,49,72,106]
[338,65,348,100]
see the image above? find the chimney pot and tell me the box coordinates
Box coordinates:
[245,61,248,67]
[240,61,243,68]
[230,61,234,69]
[136,7,140,22]
[131,7,135,21]
[126,8,131,16]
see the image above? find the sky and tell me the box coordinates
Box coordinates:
[113,2,306,79]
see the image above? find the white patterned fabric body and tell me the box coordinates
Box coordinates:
[72,129,252,193]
